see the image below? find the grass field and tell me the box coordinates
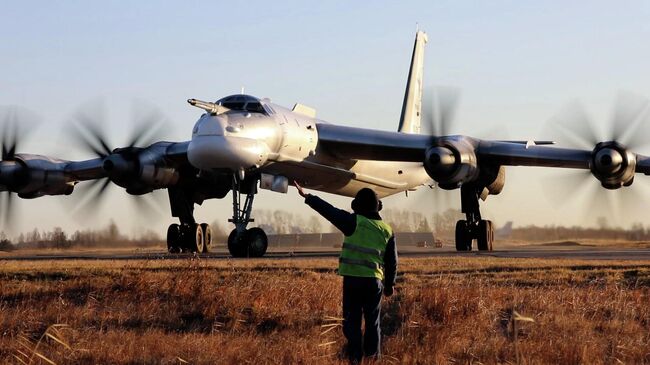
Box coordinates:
[1,256,649,364]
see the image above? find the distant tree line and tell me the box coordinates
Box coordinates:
[0,220,161,251]
[3,210,650,252]
[252,209,324,234]
[510,219,650,242]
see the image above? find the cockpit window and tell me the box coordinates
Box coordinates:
[222,102,245,110]
[245,102,265,113]
[216,94,268,115]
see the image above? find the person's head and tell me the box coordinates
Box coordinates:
[351,188,382,214]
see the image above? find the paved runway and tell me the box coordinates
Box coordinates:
[2,245,650,261]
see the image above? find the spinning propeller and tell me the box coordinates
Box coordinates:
[408,87,463,213]
[544,93,650,218]
[67,101,169,218]
[0,107,38,228]
[422,86,460,137]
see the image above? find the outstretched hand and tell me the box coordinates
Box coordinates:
[294,180,308,198]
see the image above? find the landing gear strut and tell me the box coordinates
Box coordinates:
[227,176,268,258]
[455,184,494,252]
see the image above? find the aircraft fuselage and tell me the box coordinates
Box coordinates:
[187,96,430,198]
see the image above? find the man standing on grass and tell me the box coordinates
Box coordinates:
[295,182,397,363]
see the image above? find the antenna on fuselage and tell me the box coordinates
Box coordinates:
[240,86,245,95]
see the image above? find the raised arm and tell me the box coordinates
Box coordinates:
[295,181,356,236]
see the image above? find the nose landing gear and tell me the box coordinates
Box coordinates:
[227,176,268,258]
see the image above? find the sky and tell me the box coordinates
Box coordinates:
[2,0,650,236]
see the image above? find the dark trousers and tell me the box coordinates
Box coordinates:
[342,276,383,362]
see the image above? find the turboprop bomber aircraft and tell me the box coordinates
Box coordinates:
[2,30,650,256]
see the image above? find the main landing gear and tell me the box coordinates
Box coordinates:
[166,222,213,253]
[226,176,268,258]
[455,184,494,252]
[166,186,213,254]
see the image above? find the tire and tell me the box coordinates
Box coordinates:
[200,223,212,253]
[167,224,181,253]
[487,220,494,251]
[245,227,268,258]
[192,223,204,253]
[477,220,494,251]
[227,229,247,258]
[455,220,472,252]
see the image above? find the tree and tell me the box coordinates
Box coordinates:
[306,216,322,233]
[416,217,432,233]
[596,216,609,230]
[107,220,119,242]
[0,238,13,251]
[51,227,69,248]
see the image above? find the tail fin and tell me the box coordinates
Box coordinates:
[398,30,428,134]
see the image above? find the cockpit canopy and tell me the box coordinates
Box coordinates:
[216,94,267,114]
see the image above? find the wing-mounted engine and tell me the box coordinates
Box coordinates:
[590,141,636,189]
[424,136,480,189]
[101,142,180,195]
[0,154,74,198]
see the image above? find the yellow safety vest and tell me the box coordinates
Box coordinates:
[338,215,393,280]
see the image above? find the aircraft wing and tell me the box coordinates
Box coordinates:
[316,124,433,161]
[476,141,591,169]
[316,123,650,188]
[634,155,650,175]
[317,123,592,169]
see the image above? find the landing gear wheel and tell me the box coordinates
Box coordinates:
[477,220,494,251]
[167,224,181,253]
[192,224,204,253]
[245,227,268,258]
[228,229,247,258]
[182,223,204,253]
[200,223,212,253]
[455,220,472,252]
[488,220,494,250]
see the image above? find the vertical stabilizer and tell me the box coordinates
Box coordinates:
[398,30,428,134]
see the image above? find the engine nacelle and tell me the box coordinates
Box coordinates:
[482,165,506,196]
[140,165,179,188]
[102,144,180,194]
[2,155,75,198]
[424,137,480,189]
[590,141,636,189]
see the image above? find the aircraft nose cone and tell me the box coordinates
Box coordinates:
[192,114,226,137]
[188,135,269,171]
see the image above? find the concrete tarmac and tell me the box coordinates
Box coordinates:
[2,244,650,261]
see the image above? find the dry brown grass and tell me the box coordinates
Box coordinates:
[1,257,649,364]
